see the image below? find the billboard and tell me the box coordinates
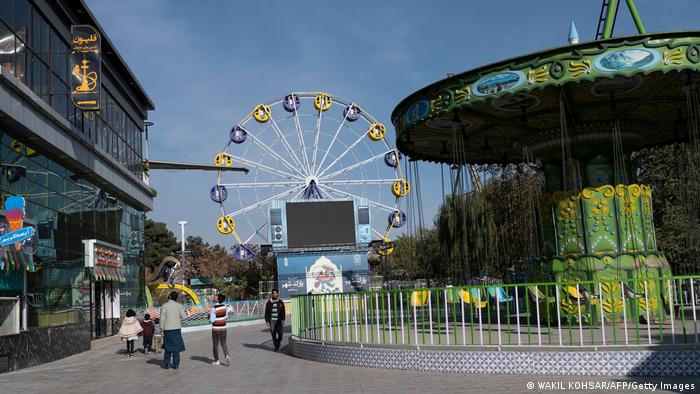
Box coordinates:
[277,252,369,299]
[285,201,355,248]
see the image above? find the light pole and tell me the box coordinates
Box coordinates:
[178,220,187,266]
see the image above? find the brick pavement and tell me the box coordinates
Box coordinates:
[0,323,697,394]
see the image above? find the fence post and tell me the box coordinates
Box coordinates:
[387,293,393,345]
[461,288,467,346]
[426,291,434,345]
[535,287,542,346]
[477,288,483,346]
[515,286,521,346]
[577,289,583,347]
[691,278,698,344]
[555,284,562,347]
[598,282,606,346]
[444,289,450,345]
[621,281,629,345]
[644,281,652,345]
[668,279,675,344]
[321,295,326,341]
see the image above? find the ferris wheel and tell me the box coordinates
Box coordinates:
[211,92,409,261]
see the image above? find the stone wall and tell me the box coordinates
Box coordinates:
[0,323,90,372]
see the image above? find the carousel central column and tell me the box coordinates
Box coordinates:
[535,153,671,322]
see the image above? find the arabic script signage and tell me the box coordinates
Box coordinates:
[70,25,101,111]
[83,239,123,269]
[0,227,34,248]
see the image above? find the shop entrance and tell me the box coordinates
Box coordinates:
[91,280,116,338]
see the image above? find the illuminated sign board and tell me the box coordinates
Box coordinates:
[70,25,101,111]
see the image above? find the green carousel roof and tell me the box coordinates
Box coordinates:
[392,31,700,164]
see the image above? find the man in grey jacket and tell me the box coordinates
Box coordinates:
[160,291,188,369]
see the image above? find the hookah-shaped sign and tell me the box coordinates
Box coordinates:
[70,25,101,110]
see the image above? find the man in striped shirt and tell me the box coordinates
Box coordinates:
[209,294,232,366]
[264,289,286,351]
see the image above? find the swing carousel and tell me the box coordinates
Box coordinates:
[392,2,700,322]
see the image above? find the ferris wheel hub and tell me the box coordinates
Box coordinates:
[304,175,318,188]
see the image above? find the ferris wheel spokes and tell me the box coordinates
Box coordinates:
[310,105,324,174]
[229,185,305,217]
[291,103,312,175]
[316,126,376,179]
[319,149,395,181]
[267,114,308,175]
[230,154,304,181]
[219,181,300,188]
[322,179,399,186]
[322,184,398,214]
[245,128,305,178]
[314,102,354,176]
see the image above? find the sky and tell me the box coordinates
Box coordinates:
[85,0,699,246]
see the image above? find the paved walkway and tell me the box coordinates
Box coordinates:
[0,323,697,394]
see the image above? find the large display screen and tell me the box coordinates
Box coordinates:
[277,252,369,299]
[285,200,355,248]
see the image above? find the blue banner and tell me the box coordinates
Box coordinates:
[277,252,369,299]
[0,227,34,247]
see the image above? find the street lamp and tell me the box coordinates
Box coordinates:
[178,220,187,264]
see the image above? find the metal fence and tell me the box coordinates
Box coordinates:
[291,275,700,348]
[122,299,266,328]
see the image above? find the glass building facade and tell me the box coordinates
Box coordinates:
[0,133,145,329]
[0,0,154,371]
[0,0,144,178]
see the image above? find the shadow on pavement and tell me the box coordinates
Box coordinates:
[145,359,164,368]
[190,356,214,364]
[258,326,292,334]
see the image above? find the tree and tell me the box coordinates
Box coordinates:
[181,236,209,280]
[634,143,700,274]
[190,243,264,300]
[144,219,179,269]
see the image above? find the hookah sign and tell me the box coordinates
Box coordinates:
[70,25,101,110]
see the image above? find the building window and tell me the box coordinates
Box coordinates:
[0,1,145,179]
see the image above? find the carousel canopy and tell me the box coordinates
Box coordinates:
[392,31,700,164]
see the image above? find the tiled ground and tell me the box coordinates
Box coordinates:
[0,323,697,394]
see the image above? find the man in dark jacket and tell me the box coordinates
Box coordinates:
[264,289,286,351]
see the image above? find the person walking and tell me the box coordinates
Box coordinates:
[140,313,155,355]
[264,289,286,352]
[153,318,163,353]
[209,294,233,366]
[118,309,142,357]
[160,291,188,369]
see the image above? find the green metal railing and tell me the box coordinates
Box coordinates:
[291,275,700,348]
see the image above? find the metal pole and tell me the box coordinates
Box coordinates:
[178,220,187,283]
[625,0,647,34]
[22,270,27,331]
[178,221,187,260]
[603,0,619,39]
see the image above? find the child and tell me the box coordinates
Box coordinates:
[140,313,155,355]
[118,309,143,357]
[153,317,163,353]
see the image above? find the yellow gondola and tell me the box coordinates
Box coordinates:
[253,104,271,122]
[368,123,386,141]
[214,152,234,167]
[216,215,235,235]
[392,179,410,197]
[314,93,332,111]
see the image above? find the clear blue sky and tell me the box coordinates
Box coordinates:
[86,0,698,246]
